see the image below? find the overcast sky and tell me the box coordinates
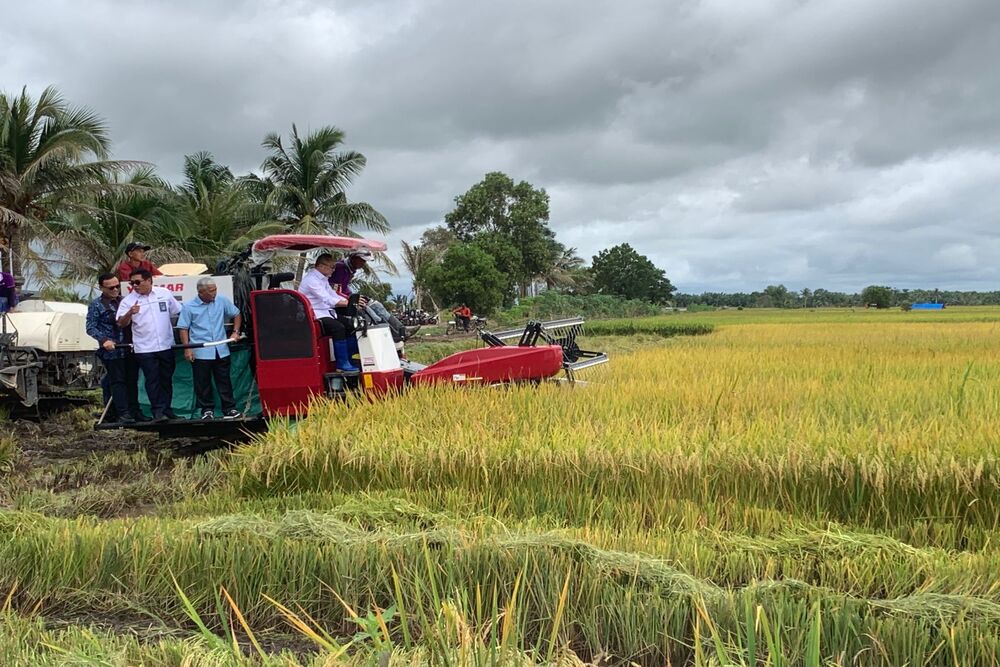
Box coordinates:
[5,0,1000,294]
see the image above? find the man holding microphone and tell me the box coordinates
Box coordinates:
[116,268,181,422]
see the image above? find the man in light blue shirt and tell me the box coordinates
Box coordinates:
[177,277,243,420]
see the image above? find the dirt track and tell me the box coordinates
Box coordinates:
[12,407,152,465]
[0,404,223,519]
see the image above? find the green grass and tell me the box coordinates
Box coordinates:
[661,304,1000,326]
[585,318,715,337]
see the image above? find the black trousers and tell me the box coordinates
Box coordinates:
[193,355,235,412]
[135,349,175,418]
[460,315,471,331]
[317,316,347,340]
[101,355,140,419]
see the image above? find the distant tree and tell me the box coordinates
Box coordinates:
[590,243,674,304]
[861,285,893,309]
[420,243,506,314]
[358,278,393,303]
[471,231,521,304]
[38,284,87,304]
[388,293,414,312]
[445,172,557,297]
[763,284,791,308]
[400,241,434,310]
[154,152,281,267]
[1,85,140,281]
[400,226,461,312]
[418,226,456,258]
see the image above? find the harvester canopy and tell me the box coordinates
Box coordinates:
[250,235,387,265]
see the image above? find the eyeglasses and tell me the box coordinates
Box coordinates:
[129,280,143,286]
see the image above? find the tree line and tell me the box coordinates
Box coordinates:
[2,86,679,314]
[1,86,387,290]
[401,172,675,314]
[675,285,983,309]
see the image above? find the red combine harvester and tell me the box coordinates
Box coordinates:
[96,234,608,439]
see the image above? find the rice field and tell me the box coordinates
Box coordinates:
[3,307,1000,665]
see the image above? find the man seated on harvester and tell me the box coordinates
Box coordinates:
[299,254,359,372]
[330,250,418,344]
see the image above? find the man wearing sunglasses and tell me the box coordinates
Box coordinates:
[116,269,181,422]
[86,273,140,423]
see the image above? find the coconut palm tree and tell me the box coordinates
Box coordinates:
[0,85,137,280]
[155,152,281,267]
[47,166,171,284]
[542,244,589,291]
[254,124,391,279]
[401,240,434,310]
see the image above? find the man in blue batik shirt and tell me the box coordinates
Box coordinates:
[177,277,242,420]
[86,272,140,423]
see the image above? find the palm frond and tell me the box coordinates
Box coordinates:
[260,124,389,241]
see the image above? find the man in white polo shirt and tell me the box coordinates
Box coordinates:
[298,253,357,372]
[116,268,181,422]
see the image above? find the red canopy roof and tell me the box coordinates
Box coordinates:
[251,234,387,254]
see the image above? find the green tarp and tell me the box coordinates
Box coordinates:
[136,343,262,419]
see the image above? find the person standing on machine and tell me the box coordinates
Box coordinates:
[116,241,163,282]
[177,277,243,420]
[116,268,180,422]
[86,272,140,423]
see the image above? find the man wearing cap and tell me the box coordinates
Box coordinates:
[330,251,416,342]
[116,268,181,422]
[117,242,163,282]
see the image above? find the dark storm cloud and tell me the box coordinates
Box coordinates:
[4,0,1000,293]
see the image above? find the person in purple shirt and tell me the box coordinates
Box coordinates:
[330,250,417,342]
[0,271,18,312]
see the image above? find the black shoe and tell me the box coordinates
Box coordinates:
[164,410,178,420]
[223,409,242,420]
[150,414,168,424]
[402,325,421,341]
[200,410,215,420]
[119,414,136,424]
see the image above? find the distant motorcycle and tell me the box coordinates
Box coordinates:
[398,309,438,327]
[446,315,487,335]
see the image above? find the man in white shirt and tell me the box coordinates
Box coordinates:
[298,254,357,372]
[116,268,181,422]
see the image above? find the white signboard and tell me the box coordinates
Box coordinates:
[124,275,234,303]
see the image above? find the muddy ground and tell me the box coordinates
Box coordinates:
[0,403,225,519]
[12,404,151,462]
